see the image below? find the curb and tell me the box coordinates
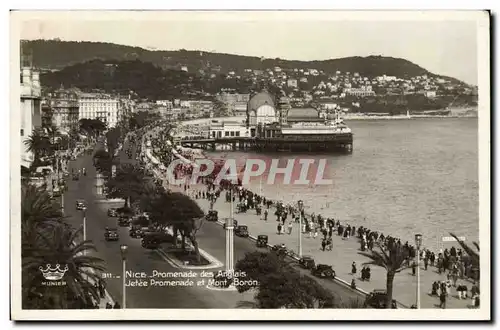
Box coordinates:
[214,219,373,297]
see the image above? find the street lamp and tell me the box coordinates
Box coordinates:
[415,233,423,309]
[298,200,304,258]
[120,244,128,309]
[82,207,87,242]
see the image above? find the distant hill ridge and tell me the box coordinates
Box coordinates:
[21,39,460,82]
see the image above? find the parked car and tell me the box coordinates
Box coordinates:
[271,244,288,257]
[107,208,118,217]
[129,227,143,238]
[206,210,218,222]
[141,236,161,249]
[234,225,249,237]
[364,290,398,309]
[299,255,316,269]
[75,200,86,211]
[256,234,268,248]
[104,228,119,241]
[118,216,131,227]
[311,264,336,279]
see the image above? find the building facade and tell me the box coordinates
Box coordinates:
[20,67,42,168]
[78,93,121,128]
[46,88,80,133]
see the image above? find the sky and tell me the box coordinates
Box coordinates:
[17,11,482,85]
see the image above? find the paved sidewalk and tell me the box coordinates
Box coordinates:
[163,179,475,309]
[144,131,475,309]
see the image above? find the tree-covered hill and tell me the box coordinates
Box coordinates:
[23,39,460,82]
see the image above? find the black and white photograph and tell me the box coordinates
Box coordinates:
[9,10,490,321]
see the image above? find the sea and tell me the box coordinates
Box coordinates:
[205,118,479,252]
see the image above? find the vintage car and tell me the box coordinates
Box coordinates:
[75,200,86,211]
[299,255,316,269]
[107,208,118,217]
[311,264,336,279]
[223,219,238,230]
[104,228,119,241]
[271,244,288,257]
[364,290,398,309]
[141,236,161,249]
[206,210,218,222]
[129,227,144,238]
[118,216,131,227]
[256,234,268,248]
[234,225,249,237]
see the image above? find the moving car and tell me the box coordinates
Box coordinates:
[256,234,268,248]
[234,225,249,237]
[104,228,119,241]
[363,290,398,309]
[107,208,118,217]
[299,255,316,269]
[76,200,86,211]
[311,264,336,279]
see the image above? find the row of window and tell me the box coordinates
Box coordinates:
[211,131,241,138]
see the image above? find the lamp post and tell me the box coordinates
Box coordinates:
[415,233,423,309]
[82,206,87,243]
[298,200,304,258]
[120,244,128,309]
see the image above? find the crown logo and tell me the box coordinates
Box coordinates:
[39,264,68,281]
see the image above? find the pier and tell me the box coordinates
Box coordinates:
[179,134,354,153]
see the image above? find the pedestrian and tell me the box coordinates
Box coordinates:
[113,302,121,309]
[351,261,357,275]
[412,261,416,276]
[105,302,112,309]
[351,278,356,289]
[277,223,282,235]
[321,239,326,252]
[424,257,429,270]
[264,209,268,221]
[287,221,293,235]
[439,291,447,309]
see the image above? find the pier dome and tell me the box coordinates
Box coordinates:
[247,90,277,126]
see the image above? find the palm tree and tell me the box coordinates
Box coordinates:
[359,243,410,308]
[450,232,480,281]
[21,183,64,252]
[21,183,105,309]
[24,128,51,164]
[22,226,105,309]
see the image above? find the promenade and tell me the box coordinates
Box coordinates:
[142,124,475,309]
[183,181,475,309]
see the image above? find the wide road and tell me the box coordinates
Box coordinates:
[133,129,367,306]
[62,146,255,309]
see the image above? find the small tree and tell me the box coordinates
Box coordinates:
[359,243,409,308]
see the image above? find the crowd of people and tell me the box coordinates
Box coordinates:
[134,121,480,309]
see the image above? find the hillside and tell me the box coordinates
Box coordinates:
[22,39,459,82]
[40,59,255,99]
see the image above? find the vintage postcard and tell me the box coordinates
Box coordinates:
[10,10,490,321]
